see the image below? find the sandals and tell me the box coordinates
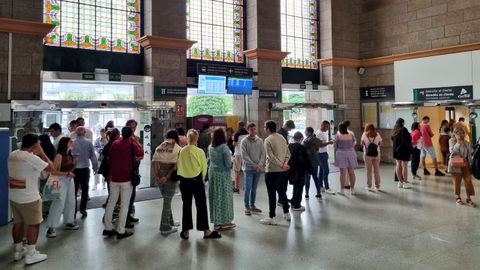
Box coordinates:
[456,198,465,205]
[204,230,221,239]
[180,231,189,240]
[466,199,477,207]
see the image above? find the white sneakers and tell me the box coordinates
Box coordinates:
[260,217,277,225]
[284,212,291,221]
[25,250,47,265]
[325,189,336,195]
[14,247,26,261]
[397,182,412,189]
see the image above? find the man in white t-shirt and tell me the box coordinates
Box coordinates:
[315,121,335,194]
[8,133,55,265]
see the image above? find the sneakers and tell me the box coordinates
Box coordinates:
[423,169,431,175]
[315,193,322,199]
[350,189,356,195]
[435,170,445,176]
[14,247,26,261]
[160,227,178,235]
[65,223,79,230]
[337,190,345,195]
[25,250,47,265]
[46,228,56,238]
[402,182,412,189]
[365,186,373,192]
[117,231,134,239]
[292,206,306,211]
[244,208,252,216]
[397,182,403,188]
[325,189,336,195]
[102,229,117,237]
[373,187,379,192]
[128,216,139,223]
[284,212,291,221]
[260,217,277,225]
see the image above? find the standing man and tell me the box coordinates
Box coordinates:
[233,121,248,193]
[260,120,291,225]
[420,116,445,176]
[277,120,295,143]
[72,126,98,217]
[8,134,55,264]
[303,127,321,199]
[315,121,335,194]
[103,127,144,239]
[76,117,93,140]
[48,122,65,150]
[125,119,143,225]
[241,123,265,216]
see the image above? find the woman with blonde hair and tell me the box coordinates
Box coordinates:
[177,129,221,240]
[449,126,476,206]
[361,123,382,191]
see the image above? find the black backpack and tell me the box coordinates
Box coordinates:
[366,137,378,157]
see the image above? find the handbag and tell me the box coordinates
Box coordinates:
[450,156,467,168]
[42,174,61,201]
[131,143,141,187]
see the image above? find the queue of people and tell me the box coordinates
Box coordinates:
[7,116,477,266]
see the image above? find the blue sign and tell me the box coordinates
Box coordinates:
[227,77,253,95]
[198,75,226,95]
[0,128,9,225]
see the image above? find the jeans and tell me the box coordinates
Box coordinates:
[243,170,261,208]
[159,181,177,231]
[179,175,209,231]
[104,181,133,234]
[318,152,330,189]
[265,171,289,218]
[46,176,76,228]
[74,168,90,213]
[305,165,320,196]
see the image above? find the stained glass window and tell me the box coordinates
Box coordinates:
[281,0,318,69]
[44,0,141,54]
[186,0,244,63]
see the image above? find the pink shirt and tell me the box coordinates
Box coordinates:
[420,123,433,147]
[411,129,421,145]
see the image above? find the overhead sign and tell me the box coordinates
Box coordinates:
[197,63,253,77]
[259,90,281,99]
[413,85,473,101]
[154,87,188,97]
[360,85,395,100]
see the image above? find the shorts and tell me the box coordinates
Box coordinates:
[10,199,43,225]
[420,146,436,159]
[233,155,242,172]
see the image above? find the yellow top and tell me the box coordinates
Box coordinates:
[177,145,208,179]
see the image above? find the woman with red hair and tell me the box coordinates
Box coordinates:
[361,123,383,191]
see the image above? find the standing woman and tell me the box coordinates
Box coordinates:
[46,137,78,238]
[392,118,412,189]
[334,123,358,195]
[152,129,182,235]
[93,128,108,190]
[449,126,476,206]
[411,122,422,180]
[98,128,120,207]
[177,129,221,240]
[439,126,451,170]
[208,128,235,230]
[361,123,382,191]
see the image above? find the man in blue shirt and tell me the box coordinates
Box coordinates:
[72,126,98,217]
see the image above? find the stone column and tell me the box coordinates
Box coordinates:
[244,0,288,137]
[140,0,195,127]
[0,0,51,102]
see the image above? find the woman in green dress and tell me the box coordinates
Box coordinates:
[208,128,235,230]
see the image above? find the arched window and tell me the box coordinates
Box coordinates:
[186,0,244,63]
[43,0,141,54]
[281,0,318,69]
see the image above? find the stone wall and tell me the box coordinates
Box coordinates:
[360,0,480,58]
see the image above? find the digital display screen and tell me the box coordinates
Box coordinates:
[227,77,253,95]
[198,75,226,95]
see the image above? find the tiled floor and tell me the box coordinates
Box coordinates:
[1,165,479,270]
